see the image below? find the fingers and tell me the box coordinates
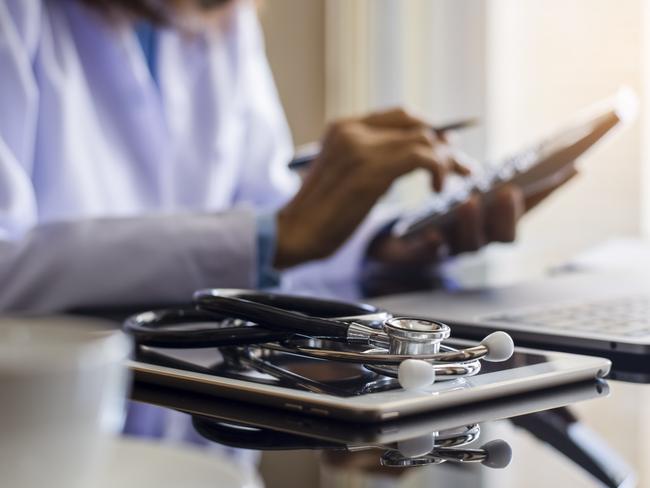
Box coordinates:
[431,144,472,180]
[403,145,447,192]
[436,129,453,144]
[452,158,472,176]
[362,107,427,129]
[485,185,525,242]
[444,185,523,255]
[369,184,526,270]
[362,109,472,182]
[448,145,476,175]
[329,109,473,193]
[388,126,435,147]
[367,229,446,265]
[380,129,470,191]
[448,194,484,254]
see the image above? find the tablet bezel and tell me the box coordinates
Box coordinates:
[128,343,611,422]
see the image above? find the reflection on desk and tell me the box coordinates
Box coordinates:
[127,379,635,488]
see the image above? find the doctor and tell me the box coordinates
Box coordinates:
[0,0,571,312]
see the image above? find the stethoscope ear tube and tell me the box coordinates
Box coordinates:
[194,294,350,339]
[194,289,385,319]
[123,307,290,348]
[191,415,344,451]
[124,291,388,348]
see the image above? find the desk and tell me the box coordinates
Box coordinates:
[126,378,646,488]
[118,240,650,487]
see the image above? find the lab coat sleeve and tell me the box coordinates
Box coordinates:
[0,3,258,312]
[0,210,258,312]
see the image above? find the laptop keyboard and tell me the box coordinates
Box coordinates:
[483,296,650,337]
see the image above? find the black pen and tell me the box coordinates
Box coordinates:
[289,118,478,171]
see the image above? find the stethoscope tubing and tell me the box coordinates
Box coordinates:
[195,294,350,339]
[123,290,489,364]
[122,289,516,392]
[192,292,470,363]
[124,290,390,348]
[124,307,290,348]
[194,289,387,322]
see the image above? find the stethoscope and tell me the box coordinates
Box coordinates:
[191,416,513,469]
[124,289,515,391]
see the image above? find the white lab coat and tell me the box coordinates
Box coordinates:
[0,0,382,311]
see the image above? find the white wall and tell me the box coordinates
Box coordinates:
[643,0,650,238]
[259,0,326,145]
[486,0,645,272]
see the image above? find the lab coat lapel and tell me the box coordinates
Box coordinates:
[62,1,173,207]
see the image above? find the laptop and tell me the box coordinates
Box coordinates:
[371,269,650,356]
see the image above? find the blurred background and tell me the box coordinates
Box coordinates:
[256,1,650,486]
[260,0,649,284]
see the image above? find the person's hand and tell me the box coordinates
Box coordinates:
[368,185,524,266]
[367,167,578,267]
[273,108,469,269]
[361,167,577,296]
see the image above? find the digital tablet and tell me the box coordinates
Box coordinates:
[128,340,610,422]
[392,87,638,238]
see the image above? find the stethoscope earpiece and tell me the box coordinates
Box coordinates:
[396,433,436,458]
[397,359,436,391]
[479,439,513,469]
[481,331,515,362]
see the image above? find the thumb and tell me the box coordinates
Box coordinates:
[369,229,447,265]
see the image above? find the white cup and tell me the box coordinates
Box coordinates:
[0,316,132,488]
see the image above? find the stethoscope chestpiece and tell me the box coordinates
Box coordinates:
[370,319,515,391]
[383,317,450,355]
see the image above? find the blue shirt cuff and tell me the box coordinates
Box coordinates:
[255,212,281,289]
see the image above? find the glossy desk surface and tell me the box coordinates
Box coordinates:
[119,244,650,487]
[126,374,648,488]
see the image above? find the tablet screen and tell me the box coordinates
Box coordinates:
[136,340,548,398]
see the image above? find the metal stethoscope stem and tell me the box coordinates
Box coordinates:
[261,340,490,364]
[268,336,492,364]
